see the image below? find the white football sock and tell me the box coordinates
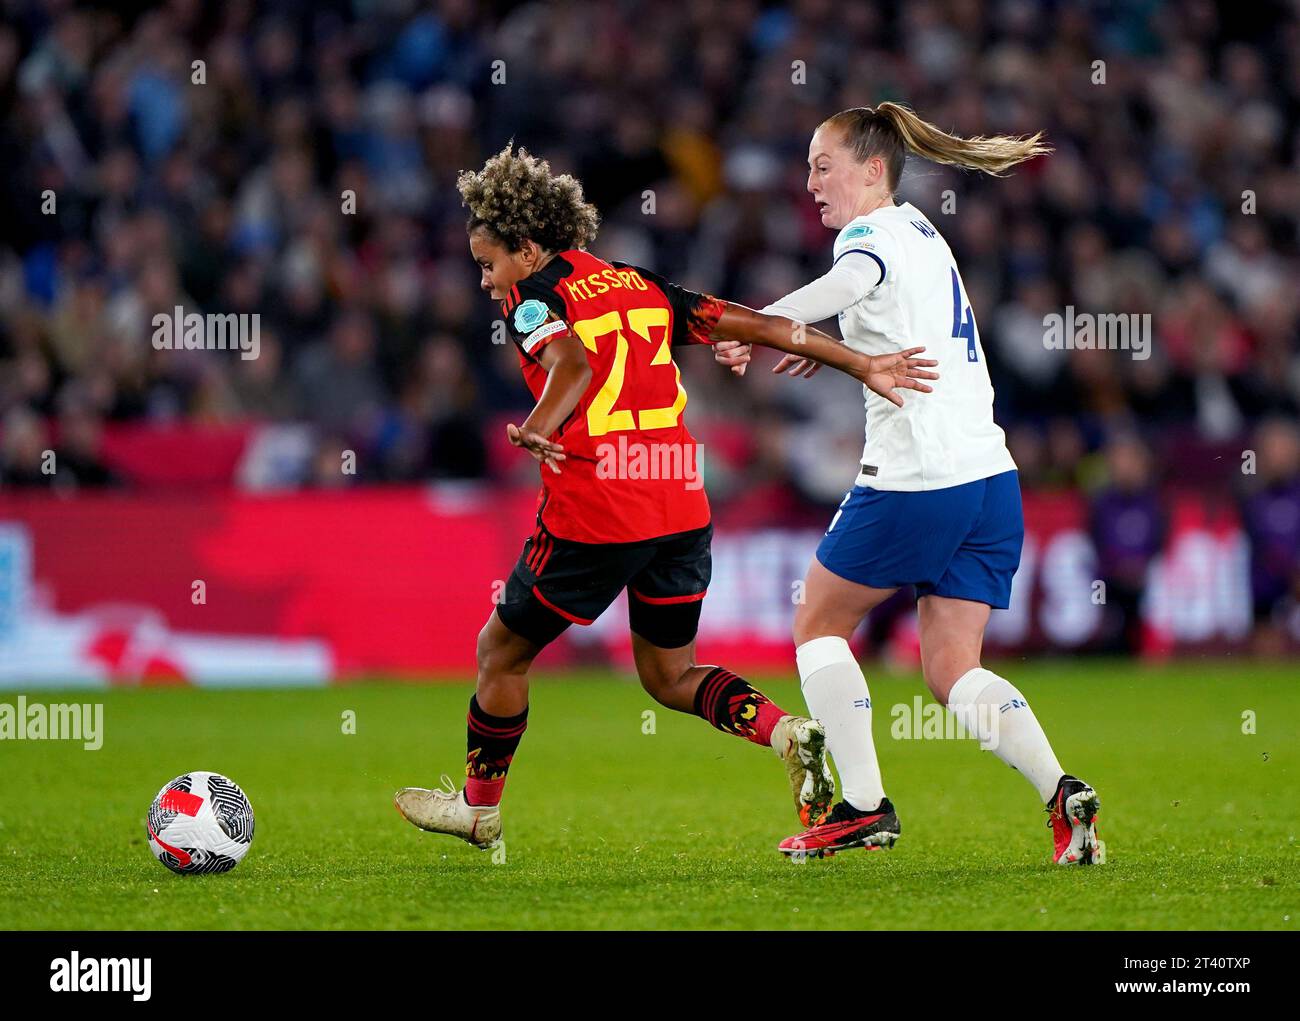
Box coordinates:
[796,636,885,812]
[945,667,1064,802]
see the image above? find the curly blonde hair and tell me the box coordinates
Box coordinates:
[457,143,601,252]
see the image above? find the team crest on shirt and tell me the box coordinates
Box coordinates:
[513,299,550,333]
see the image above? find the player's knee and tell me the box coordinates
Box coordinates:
[634,654,686,704]
[475,621,527,680]
[638,672,677,707]
[791,602,818,646]
[922,643,978,703]
[792,602,854,648]
[474,623,496,677]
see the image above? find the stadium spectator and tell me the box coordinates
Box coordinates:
[0,0,1295,531]
[0,406,55,488]
[1240,417,1300,650]
[53,399,120,489]
[1089,434,1168,654]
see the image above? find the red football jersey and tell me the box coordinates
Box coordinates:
[500,249,726,544]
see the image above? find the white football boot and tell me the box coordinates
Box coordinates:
[1048,775,1104,865]
[394,774,502,850]
[770,715,835,826]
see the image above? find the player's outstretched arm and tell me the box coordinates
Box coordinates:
[712,253,878,377]
[710,304,938,408]
[508,334,591,473]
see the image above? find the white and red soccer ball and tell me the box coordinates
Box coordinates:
[146,772,255,874]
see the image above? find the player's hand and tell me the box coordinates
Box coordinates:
[714,340,751,376]
[772,353,822,378]
[854,346,939,408]
[507,423,566,474]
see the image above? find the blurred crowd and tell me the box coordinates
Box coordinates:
[1,0,1298,637]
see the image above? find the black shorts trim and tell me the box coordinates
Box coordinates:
[495,521,712,649]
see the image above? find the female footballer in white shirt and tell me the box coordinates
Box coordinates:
[716,104,1103,865]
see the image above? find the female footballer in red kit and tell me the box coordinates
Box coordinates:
[394,145,939,850]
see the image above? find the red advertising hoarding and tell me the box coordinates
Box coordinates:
[0,485,1257,686]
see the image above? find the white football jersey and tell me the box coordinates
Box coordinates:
[830,201,1016,491]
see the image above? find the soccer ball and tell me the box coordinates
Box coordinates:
[146,772,255,874]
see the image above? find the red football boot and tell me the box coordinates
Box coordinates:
[778,797,901,858]
[1047,775,1104,865]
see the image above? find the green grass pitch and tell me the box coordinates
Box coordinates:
[0,661,1296,930]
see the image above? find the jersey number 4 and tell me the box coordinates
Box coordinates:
[950,268,979,363]
[572,307,687,436]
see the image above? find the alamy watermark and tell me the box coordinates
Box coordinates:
[0,696,102,750]
[890,695,1019,749]
[50,952,150,1000]
[151,306,260,360]
[1043,306,1150,361]
[594,437,703,491]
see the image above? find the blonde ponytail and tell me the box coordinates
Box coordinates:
[876,102,1051,175]
[821,104,1052,189]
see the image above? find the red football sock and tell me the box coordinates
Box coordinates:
[692,666,788,747]
[749,698,788,747]
[465,776,506,808]
[465,696,527,806]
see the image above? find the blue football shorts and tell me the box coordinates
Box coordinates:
[816,470,1024,609]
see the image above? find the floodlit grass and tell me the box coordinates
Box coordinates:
[1,661,1295,929]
